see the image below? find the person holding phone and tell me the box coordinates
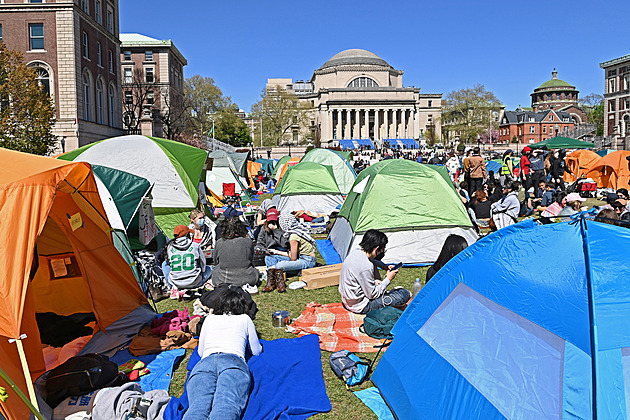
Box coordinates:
[339,229,411,314]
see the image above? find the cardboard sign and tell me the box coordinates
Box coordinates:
[139,198,157,245]
[69,212,83,231]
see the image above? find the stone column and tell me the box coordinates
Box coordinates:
[400,109,406,138]
[354,109,359,139]
[364,109,369,139]
[374,109,380,143]
[335,109,341,140]
[328,109,334,141]
[345,109,351,139]
[393,109,398,139]
[383,109,389,140]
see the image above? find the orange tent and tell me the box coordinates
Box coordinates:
[276,158,300,183]
[247,160,262,188]
[585,150,630,190]
[0,148,147,420]
[563,149,601,182]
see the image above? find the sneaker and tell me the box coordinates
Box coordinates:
[169,288,180,300]
[242,284,259,295]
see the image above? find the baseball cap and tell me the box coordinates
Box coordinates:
[173,225,193,238]
[565,193,585,203]
[266,208,279,222]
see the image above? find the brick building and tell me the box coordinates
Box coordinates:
[600,53,630,148]
[0,0,123,152]
[498,108,574,144]
[120,33,187,139]
[531,70,587,124]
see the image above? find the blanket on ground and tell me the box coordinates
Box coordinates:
[287,302,383,353]
[110,348,186,392]
[163,335,331,420]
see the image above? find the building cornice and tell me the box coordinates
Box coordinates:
[120,40,187,65]
[600,53,630,68]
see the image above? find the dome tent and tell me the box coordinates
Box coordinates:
[564,149,601,182]
[300,148,357,195]
[206,150,251,199]
[271,162,344,214]
[585,150,630,190]
[372,219,630,419]
[329,160,477,265]
[58,135,208,237]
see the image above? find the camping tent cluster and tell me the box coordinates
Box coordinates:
[373,219,630,419]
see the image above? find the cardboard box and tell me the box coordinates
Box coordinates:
[300,263,343,290]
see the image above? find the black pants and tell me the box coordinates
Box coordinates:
[469,177,484,196]
[531,170,545,188]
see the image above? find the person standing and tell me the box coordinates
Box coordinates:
[520,146,532,191]
[529,149,548,188]
[468,147,487,196]
[462,149,472,188]
[499,149,514,187]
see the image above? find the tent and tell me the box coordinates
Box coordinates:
[274,157,300,182]
[329,160,478,264]
[271,162,344,214]
[272,156,292,178]
[206,150,252,200]
[255,158,274,175]
[300,148,357,195]
[0,148,150,420]
[58,135,208,237]
[372,219,630,419]
[585,150,630,189]
[564,149,601,182]
[530,136,595,149]
[247,160,263,186]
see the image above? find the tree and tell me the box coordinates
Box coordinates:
[184,75,229,139]
[122,67,158,133]
[0,43,56,155]
[579,93,604,136]
[159,86,188,140]
[479,128,499,144]
[442,84,502,143]
[214,107,251,147]
[250,86,314,146]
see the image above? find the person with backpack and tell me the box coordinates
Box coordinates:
[338,229,411,314]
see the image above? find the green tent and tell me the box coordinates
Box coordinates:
[272,162,344,214]
[300,148,357,195]
[272,156,292,178]
[58,134,208,237]
[329,160,478,264]
[529,136,595,149]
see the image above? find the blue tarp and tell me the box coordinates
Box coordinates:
[315,239,342,265]
[392,139,419,149]
[339,139,373,150]
[372,219,630,419]
[485,160,502,174]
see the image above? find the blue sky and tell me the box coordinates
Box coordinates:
[121,1,628,112]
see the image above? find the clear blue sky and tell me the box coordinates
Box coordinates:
[121,0,628,112]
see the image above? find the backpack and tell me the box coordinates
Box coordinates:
[360,306,403,339]
[45,353,126,408]
[329,350,370,387]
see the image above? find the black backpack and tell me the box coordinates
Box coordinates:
[45,353,126,408]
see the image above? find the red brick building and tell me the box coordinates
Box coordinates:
[498,108,574,144]
[0,0,123,152]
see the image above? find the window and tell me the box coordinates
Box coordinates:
[145,68,154,83]
[347,77,379,88]
[124,91,133,105]
[30,0,43,3]
[29,23,44,50]
[609,101,616,112]
[83,72,91,121]
[626,99,630,110]
[108,85,115,126]
[145,51,153,61]
[0,24,3,41]
[32,66,50,96]
[124,68,132,83]
[543,126,547,134]
[624,75,630,91]
[428,114,433,123]
[95,0,102,24]
[82,32,88,58]
[81,0,88,13]
[146,91,154,105]
[96,42,102,66]
[108,50,114,72]
[428,100,432,107]
[529,126,535,134]
[96,79,104,124]
[106,9,113,33]
[549,115,554,122]
[609,78,616,93]
[123,51,131,61]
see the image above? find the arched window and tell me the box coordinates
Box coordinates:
[108,84,116,127]
[96,79,104,124]
[347,77,379,88]
[83,72,91,121]
[27,62,54,100]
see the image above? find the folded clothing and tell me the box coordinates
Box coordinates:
[42,335,93,371]
[150,309,191,336]
[91,382,170,420]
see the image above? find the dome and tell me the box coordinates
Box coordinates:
[536,70,574,90]
[318,49,391,70]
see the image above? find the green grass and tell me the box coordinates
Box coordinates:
[157,246,428,420]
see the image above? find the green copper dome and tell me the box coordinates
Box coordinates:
[536,70,574,90]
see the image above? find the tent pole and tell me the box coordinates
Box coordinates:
[0,363,45,420]
[581,218,598,419]
[8,335,42,415]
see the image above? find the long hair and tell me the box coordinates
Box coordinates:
[432,235,468,274]
[220,217,247,240]
[213,286,249,315]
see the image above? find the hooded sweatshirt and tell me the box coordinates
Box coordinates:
[167,236,206,289]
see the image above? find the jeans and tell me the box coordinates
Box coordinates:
[265,254,316,272]
[183,353,251,420]
[162,260,212,288]
[361,288,411,314]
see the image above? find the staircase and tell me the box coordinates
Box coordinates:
[564,123,597,139]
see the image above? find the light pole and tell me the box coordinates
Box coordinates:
[260,102,263,148]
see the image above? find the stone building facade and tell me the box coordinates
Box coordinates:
[531,70,586,124]
[120,33,187,139]
[0,0,123,152]
[600,53,630,148]
[268,49,442,147]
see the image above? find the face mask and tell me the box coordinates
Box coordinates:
[195,217,205,227]
[375,250,386,261]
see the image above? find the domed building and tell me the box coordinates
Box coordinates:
[267,49,442,147]
[531,69,586,124]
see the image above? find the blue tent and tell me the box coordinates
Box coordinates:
[372,219,630,419]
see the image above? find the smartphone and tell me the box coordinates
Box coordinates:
[372,259,403,271]
[391,262,403,271]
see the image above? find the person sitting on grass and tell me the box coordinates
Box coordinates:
[255,208,289,258]
[189,209,215,257]
[263,212,317,293]
[183,286,262,420]
[164,225,213,293]
[338,229,411,314]
[212,217,259,293]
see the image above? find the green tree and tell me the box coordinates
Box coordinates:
[214,107,251,147]
[250,86,314,146]
[184,75,230,138]
[579,93,604,136]
[442,84,502,143]
[0,43,56,155]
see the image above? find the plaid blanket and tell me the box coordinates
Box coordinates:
[287,302,383,353]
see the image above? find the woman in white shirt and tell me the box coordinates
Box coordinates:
[183,286,262,420]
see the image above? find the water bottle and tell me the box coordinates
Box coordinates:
[412,278,422,298]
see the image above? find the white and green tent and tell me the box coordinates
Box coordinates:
[58,135,208,237]
[272,162,344,214]
[300,148,357,195]
[206,150,251,199]
[329,160,478,265]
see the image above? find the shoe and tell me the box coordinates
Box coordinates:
[262,268,277,292]
[288,280,306,290]
[242,284,259,295]
[169,288,180,300]
[275,269,287,293]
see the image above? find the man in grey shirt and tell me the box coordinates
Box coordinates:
[339,229,411,314]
